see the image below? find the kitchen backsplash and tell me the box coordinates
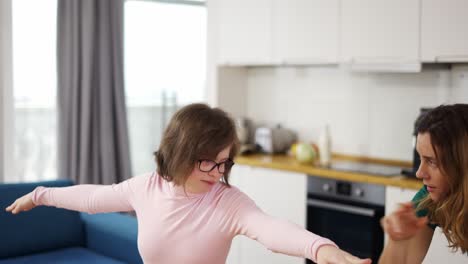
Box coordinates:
[243,64,468,161]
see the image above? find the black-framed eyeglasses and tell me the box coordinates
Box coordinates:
[198,159,235,174]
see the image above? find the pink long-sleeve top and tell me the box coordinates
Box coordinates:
[31,172,337,264]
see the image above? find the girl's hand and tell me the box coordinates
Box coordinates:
[5,192,36,214]
[316,245,372,264]
[381,202,428,241]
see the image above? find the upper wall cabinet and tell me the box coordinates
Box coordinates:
[272,0,339,65]
[213,0,467,68]
[421,0,468,62]
[216,0,273,65]
[215,0,339,66]
[340,0,421,71]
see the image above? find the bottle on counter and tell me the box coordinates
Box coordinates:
[318,124,332,167]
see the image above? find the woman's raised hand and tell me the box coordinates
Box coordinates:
[381,202,428,241]
[316,245,372,264]
[5,192,36,214]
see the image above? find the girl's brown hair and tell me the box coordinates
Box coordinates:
[416,104,468,253]
[154,103,239,187]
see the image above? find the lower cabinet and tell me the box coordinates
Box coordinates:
[227,165,307,264]
[384,186,417,218]
[385,186,467,264]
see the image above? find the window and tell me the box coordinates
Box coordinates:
[12,0,58,182]
[124,0,207,175]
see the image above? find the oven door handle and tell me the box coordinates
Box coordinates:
[307,198,376,217]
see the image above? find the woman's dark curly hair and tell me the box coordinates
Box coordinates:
[416,104,468,253]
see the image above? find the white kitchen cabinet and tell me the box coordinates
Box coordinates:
[272,0,339,64]
[421,0,468,62]
[340,0,421,71]
[385,186,418,217]
[227,165,307,264]
[423,228,468,264]
[214,0,339,66]
[385,186,467,264]
[215,0,273,65]
[225,165,248,264]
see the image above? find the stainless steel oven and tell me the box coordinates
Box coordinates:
[306,176,385,264]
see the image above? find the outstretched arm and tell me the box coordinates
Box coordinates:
[233,193,371,264]
[5,174,150,214]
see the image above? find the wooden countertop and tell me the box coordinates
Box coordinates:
[235,154,423,190]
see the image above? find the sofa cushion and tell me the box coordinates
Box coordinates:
[81,213,142,264]
[0,247,127,264]
[0,180,85,259]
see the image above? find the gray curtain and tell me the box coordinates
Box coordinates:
[57,0,132,184]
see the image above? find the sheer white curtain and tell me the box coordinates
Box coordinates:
[124,0,206,175]
[12,0,58,182]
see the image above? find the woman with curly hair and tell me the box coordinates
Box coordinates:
[379,104,468,263]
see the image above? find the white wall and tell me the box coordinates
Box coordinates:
[450,65,468,102]
[0,0,14,183]
[241,64,467,161]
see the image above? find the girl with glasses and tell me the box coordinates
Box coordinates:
[7,103,369,264]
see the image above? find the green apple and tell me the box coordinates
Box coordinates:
[296,143,316,163]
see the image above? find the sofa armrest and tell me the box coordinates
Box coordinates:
[80,212,142,264]
[0,180,84,259]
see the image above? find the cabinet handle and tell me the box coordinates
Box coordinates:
[281,57,337,66]
[307,198,376,217]
[349,57,421,72]
[218,59,274,66]
[351,56,416,63]
[435,55,468,63]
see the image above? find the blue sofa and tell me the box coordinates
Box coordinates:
[0,180,142,264]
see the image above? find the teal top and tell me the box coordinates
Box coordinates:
[411,185,438,230]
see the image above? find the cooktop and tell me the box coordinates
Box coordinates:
[329,161,405,177]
